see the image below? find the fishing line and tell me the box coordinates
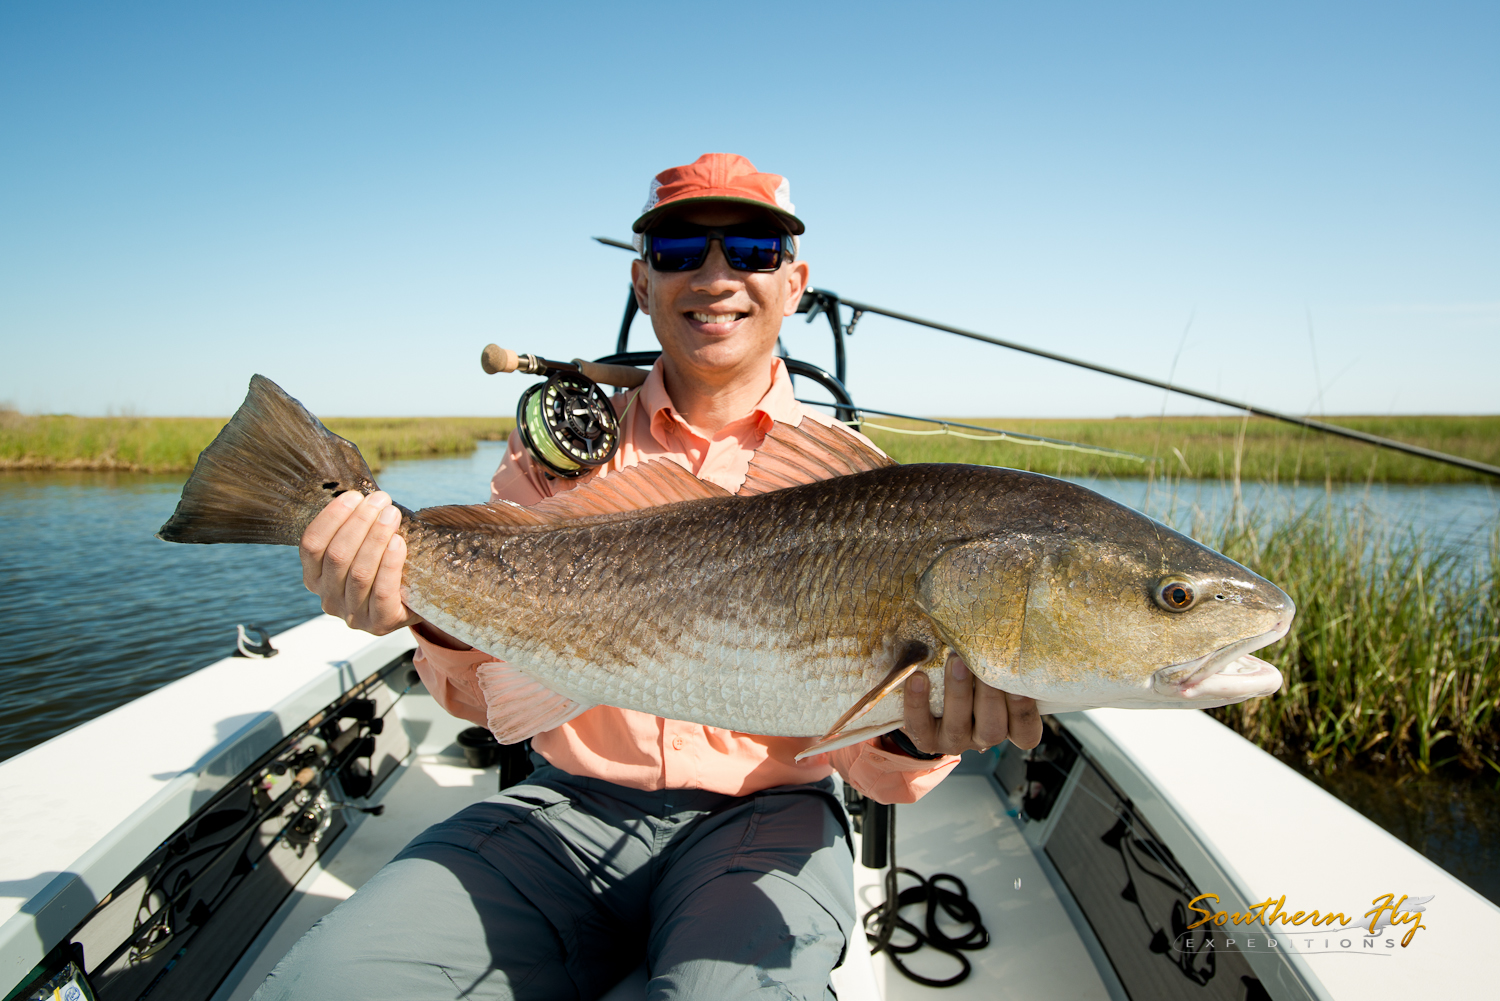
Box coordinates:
[827,293,1500,479]
[615,385,641,431]
[796,399,1153,463]
[593,236,1500,478]
[859,420,1150,461]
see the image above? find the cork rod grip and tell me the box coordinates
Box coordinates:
[480,344,521,375]
[480,344,649,388]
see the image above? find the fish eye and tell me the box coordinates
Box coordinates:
[1154,578,1197,612]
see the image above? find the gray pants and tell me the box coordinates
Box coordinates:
[253,764,855,1000]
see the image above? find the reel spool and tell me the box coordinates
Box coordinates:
[515,370,620,477]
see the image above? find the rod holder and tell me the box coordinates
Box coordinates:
[862,801,892,869]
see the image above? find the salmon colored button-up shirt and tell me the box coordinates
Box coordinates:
[411,357,958,804]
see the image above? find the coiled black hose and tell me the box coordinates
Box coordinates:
[862,806,990,987]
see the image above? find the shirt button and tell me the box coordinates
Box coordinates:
[671,736,685,751]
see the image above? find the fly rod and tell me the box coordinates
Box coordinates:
[833,296,1500,480]
[795,400,1153,464]
[592,236,1499,479]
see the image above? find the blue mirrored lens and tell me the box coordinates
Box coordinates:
[649,235,708,272]
[722,235,782,271]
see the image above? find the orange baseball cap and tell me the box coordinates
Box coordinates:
[631,153,805,235]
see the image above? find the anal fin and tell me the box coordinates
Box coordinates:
[475,661,594,743]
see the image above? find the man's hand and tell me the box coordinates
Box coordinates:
[299,490,419,636]
[897,653,1042,755]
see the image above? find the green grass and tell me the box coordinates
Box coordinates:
[1205,508,1499,781]
[4,410,1495,483]
[859,413,1500,484]
[0,411,516,473]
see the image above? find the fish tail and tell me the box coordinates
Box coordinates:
[157,375,379,546]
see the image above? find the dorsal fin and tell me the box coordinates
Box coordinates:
[414,457,728,532]
[415,499,546,529]
[739,419,895,496]
[529,457,729,520]
[417,423,875,532]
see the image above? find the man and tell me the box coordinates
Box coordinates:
[257,154,1041,1000]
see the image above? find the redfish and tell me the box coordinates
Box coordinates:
[159,376,1292,756]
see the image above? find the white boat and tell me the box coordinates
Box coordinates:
[3,615,1495,1000]
[6,287,1496,999]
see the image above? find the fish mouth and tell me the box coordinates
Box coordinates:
[1151,619,1291,705]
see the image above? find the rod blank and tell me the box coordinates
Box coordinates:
[836,296,1500,480]
[588,232,1496,479]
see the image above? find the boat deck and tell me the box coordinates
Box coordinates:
[212,721,1112,1001]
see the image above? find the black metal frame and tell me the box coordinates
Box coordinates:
[599,228,1499,478]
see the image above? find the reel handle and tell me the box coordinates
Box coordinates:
[480,344,648,389]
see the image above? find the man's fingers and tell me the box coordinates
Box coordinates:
[321,491,388,585]
[1005,693,1043,749]
[901,672,937,753]
[367,532,409,634]
[299,490,362,586]
[343,500,399,619]
[972,677,1012,748]
[937,655,975,754]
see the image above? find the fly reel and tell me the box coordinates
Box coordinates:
[515,370,619,477]
[481,344,649,478]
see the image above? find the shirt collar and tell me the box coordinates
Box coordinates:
[641,356,803,441]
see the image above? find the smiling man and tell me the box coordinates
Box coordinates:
[258,154,1041,1001]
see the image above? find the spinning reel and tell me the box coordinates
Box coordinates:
[481,344,646,478]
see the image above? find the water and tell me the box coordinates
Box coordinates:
[1078,476,1499,566]
[0,442,506,764]
[1308,769,1500,906]
[2,446,1497,903]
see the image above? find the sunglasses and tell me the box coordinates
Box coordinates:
[644,228,790,273]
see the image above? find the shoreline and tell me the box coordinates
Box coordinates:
[0,414,517,474]
[5,412,1495,482]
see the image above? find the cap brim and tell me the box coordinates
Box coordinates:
[632,196,805,235]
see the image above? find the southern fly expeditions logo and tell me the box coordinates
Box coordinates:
[1179,892,1433,956]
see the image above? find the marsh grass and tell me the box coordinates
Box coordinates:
[1205,506,1500,781]
[0,409,515,473]
[859,413,1500,484]
[4,409,1495,482]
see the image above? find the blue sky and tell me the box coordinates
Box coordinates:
[2,2,1495,419]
